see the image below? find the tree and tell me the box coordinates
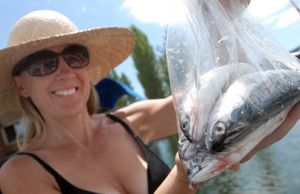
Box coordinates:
[156,31,171,97]
[108,70,133,88]
[130,25,165,99]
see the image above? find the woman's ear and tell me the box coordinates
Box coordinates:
[11,76,29,97]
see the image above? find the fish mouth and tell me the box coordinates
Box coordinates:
[189,158,222,183]
[189,151,234,183]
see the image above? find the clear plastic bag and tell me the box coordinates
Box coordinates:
[166,0,300,188]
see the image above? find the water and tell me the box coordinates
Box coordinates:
[154,122,300,194]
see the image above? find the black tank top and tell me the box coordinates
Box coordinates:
[17,113,171,194]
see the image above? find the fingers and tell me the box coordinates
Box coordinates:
[174,153,190,184]
[284,101,300,126]
[229,163,240,171]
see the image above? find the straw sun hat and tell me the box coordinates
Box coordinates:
[0,10,134,125]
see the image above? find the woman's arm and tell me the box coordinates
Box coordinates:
[114,96,178,142]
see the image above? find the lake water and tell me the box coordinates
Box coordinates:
[153,122,300,194]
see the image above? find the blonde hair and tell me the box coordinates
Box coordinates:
[17,85,99,150]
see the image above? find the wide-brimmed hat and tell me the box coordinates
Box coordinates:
[0,10,134,125]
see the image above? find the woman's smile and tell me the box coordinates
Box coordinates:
[52,87,78,97]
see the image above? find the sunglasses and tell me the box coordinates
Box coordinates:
[12,44,89,76]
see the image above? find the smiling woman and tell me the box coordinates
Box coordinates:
[0,9,190,194]
[12,44,93,135]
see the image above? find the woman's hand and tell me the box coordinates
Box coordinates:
[155,153,197,194]
[174,153,199,190]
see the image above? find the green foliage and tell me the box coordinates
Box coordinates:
[108,25,170,102]
[157,42,171,96]
[106,70,136,108]
[130,25,168,98]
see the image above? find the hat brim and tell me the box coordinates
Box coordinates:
[0,27,134,125]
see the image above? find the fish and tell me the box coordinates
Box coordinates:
[177,63,256,188]
[177,63,256,143]
[181,69,300,186]
[206,70,300,153]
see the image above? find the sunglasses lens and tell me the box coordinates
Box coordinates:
[63,53,88,68]
[27,57,58,76]
[63,45,89,68]
[12,50,58,76]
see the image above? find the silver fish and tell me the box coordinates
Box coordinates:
[206,70,300,152]
[177,63,256,188]
[178,63,256,143]
[184,69,300,185]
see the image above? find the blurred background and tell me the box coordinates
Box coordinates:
[1,0,300,193]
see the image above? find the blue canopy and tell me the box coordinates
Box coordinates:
[95,78,144,110]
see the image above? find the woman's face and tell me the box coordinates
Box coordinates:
[12,44,91,119]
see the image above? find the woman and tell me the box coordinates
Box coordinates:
[0,9,192,194]
[0,7,299,194]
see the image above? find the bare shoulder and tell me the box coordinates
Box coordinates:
[0,154,31,183]
[0,154,59,194]
[0,155,32,192]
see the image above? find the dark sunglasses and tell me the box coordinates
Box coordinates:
[12,44,89,76]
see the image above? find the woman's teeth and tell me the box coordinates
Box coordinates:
[54,88,76,96]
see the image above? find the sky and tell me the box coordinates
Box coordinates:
[1,0,300,97]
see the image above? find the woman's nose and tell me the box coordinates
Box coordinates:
[55,57,75,80]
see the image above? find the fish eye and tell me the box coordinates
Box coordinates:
[214,122,226,135]
[181,116,190,131]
